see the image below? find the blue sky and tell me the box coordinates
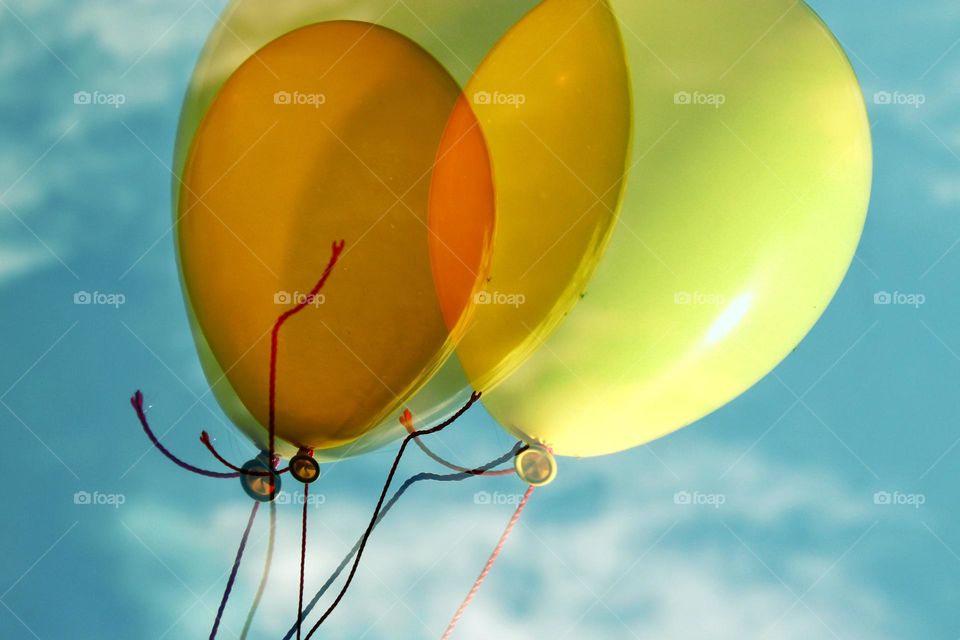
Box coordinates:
[1,1,958,638]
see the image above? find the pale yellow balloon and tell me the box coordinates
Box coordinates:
[482,0,873,457]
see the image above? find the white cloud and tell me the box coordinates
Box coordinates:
[929,173,960,205]
[0,244,55,285]
[113,444,904,639]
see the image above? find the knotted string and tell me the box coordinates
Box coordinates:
[130,390,237,479]
[268,240,345,466]
[282,441,523,640]
[302,390,483,639]
[400,409,517,477]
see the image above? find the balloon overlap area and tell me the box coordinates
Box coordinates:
[131,0,872,637]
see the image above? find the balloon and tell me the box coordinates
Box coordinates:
[407,0,633,427]
[173,0,542,182]
[173,0,544,460]
[481,0,873,457]
[445,0,632,392]
[174,0,633,459]
[178,21,493,452]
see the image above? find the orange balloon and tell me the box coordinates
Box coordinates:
[428,94,495,331]
[178,22,493,451]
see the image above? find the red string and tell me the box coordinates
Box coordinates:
[442,485,535,639]
[400,409,516,477]
[269,240,346,465]
[129,391,238,479]
[199,431,289,476]
[187,240,345,477]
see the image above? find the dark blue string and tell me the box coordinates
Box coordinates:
[210,500,260,639]
[280,443,524,640]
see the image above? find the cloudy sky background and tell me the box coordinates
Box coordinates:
[1,0,959,638]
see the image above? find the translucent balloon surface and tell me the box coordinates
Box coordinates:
[174,0,542,459]
[174,0,633,459]
[482,0,873,456]
[449,0,632,391]
[178,22,493,451]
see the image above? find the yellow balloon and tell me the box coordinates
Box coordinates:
[405,0,633,426]
[481,0,873,457]
[452,0,631,392]
[178,22,493,453]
